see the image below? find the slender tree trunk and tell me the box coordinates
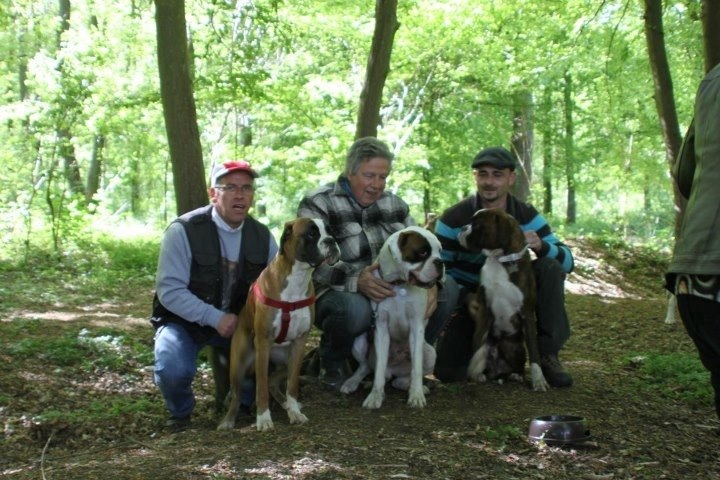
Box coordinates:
[702,0,720,72]
[643,0,684,235]
[154,0,207,215]
[563,72,576,224]
[56,0,84,196]
[85,134,104,204]
[541,88,553,215]
[355,0,399,139]
[511,89,533,202]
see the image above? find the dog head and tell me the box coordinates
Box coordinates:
[458,209,526,254]
[280,218,340,267]
[378,226,445,288]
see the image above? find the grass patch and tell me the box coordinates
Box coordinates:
[626,351,712,405]
[5,326,152,372]
[38,397,163,424]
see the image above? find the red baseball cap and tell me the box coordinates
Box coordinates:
[211,160,259,185]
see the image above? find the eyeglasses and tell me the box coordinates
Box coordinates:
[214,184,254,194]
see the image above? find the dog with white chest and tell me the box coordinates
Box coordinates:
[459,209,549,392]
[341,226,444,409]
[218,217,340,431]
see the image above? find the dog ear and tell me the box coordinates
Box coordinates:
[279,221,294,256]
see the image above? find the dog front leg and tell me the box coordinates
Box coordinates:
[217,331,251,431]
[523,311,549,392]
[284,333,309,425]
[254,334,274,431]
[407,318,427,408]
[363,317,389,409]
[467,297,491,383]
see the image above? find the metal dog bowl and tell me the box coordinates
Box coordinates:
[528,415,591,446]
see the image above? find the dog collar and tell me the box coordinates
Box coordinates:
[251,282,315,344]
[497,245,529,264]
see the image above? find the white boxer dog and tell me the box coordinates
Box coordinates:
[341,226,445,409]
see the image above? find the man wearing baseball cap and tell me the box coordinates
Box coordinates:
[151,160,278,430]
[433,146,575,388]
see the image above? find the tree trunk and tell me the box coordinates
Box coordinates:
[154,0,207,215]
[702,0,720,72]
[355,0,399,139]
[541,88,553,215]
[511,89,533,202]
[85,134,104,204]
[643,0,684,235]
[56,0,84,196]
[563,72,576,224]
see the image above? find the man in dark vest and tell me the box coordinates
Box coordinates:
[151,160,277,430]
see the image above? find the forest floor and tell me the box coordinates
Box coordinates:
[1,238,719,479]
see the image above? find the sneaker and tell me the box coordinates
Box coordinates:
[164,415,191,432]
[540,354,573,388]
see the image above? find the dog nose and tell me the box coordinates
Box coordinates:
[434,258,444,275]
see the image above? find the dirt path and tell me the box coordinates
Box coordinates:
[1,241,719,479]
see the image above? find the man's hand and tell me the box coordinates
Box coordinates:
[216,313,239,338]
[358,263,396,303]
[524,230,542,252]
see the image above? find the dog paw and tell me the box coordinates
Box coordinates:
[288,410,308,425]
[530,363,550,392]
[217,418,235,431]
[255,410,274,432]
[362,390,384,409]
[508,373,523,383]
[340,378,360,394]
[469,373,487,383]
[407,391,426,408]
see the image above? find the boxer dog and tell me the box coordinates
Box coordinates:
[218,218,340,431]
[458,209,549,392]
[341,226,444,409]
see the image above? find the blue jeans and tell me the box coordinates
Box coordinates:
[314,276,459,371]
[153,322,253,418]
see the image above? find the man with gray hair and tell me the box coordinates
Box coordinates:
[297,137,459,390]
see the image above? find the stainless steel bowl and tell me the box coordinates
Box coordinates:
[528,415,591,446]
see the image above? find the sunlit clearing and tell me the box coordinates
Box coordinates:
[244,456,342,479]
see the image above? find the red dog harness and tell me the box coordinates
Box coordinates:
[251,282,316,343]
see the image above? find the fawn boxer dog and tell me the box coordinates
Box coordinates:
[459,209,549,392]
[341,226,444,409]
[218,218,340,431]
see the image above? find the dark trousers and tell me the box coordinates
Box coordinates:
[676,293,720,419]
[435,256,571,382]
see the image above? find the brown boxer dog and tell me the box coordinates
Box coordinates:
[341,226,444,409]
[458,209,549,392]
[218,218,340,431]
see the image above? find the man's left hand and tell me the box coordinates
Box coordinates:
[524,230,542,252]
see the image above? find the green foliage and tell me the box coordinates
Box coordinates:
[625,352,712,405]
[0,0,706,248]
[38,397,162,424]
[6,323,152,371]
[476,424,524,448]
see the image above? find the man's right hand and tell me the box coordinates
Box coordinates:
[216,313,239,338]
[358,263,396,303]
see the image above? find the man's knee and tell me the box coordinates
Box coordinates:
[154,325,197,386]
[533,257,566,285]
[316,291,372,336]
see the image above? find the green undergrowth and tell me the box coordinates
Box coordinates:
[624,351,712,406]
